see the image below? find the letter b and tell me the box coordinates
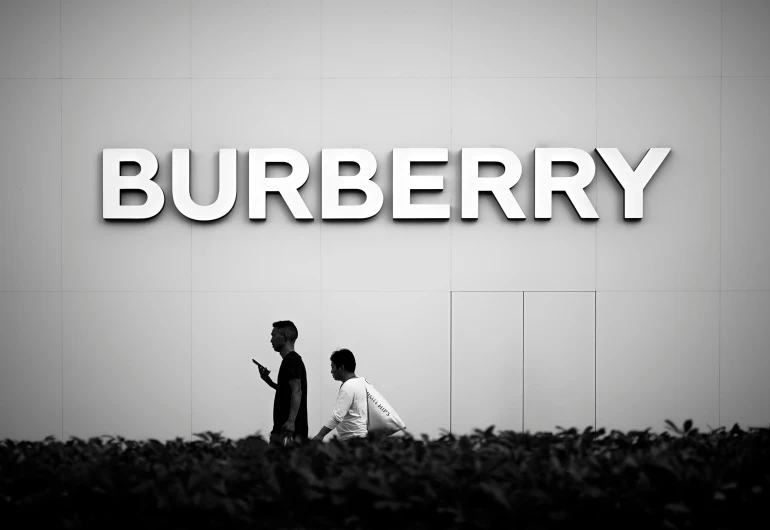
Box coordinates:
[103,148,164,219]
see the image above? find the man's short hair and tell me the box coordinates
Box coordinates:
[272,320,298,341]
[330,348,356,373]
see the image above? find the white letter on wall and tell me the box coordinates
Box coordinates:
[461,148,525,219]
[249,148,312,220]
[321,149,383,219]
[103,148,164,219]
[393,148,449,219]
[596,147,670,219]
[534,148,598,219]
[172,149,236,221]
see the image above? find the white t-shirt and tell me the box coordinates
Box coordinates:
[323,377,368,440]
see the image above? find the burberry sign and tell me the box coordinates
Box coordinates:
[102,147,670,221]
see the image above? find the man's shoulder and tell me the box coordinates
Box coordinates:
[343,377,367,393]
[284,352,307,374]
[288,351,306,364]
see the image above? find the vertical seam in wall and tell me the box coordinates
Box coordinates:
[60,0,64,442]
[521,293,525,432]
[189,0,193,443]
[718,0,723,428]
[594,0,598,433]
[319,0,324,432]
[449,0,453,436]
[594,0,599,276]
[318,311,322,434]
[449,1,453,285]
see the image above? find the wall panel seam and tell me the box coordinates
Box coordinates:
[9,289,757,294]
[594,0,598,433]
[449,0,453,435]
[718,0,723,428]
[449,292,452,434]
[319,0,324,434]
[189,0,193,444]
[13,76,770,81]
[60,0,64,442]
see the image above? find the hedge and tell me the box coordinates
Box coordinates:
[1,420,768,529]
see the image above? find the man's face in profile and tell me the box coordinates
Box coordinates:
[270,328,284,352]
[330,362,344,381]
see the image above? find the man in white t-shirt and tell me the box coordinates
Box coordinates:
[312,349,368,442]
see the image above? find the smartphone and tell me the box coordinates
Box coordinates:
[252,359,269,373]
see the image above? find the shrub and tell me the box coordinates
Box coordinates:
[1,421,768,529]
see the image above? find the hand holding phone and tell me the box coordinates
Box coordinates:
[252,359,271,378]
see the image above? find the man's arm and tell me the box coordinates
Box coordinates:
[282,378,302,436]
[257,364,278,390]
[313,426,332,441]
[263,376,278,391]
[313,387,353,441]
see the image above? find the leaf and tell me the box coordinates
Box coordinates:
[373,500,403,511]
[584,486,605,499]
[187,473,204,492]
[624,455,639,468]
[212,480,227,496]
[193,432,211,443]
[296,467,322,487]
[320,442,342,460]
[222,498,235,515]
[664,503,690,514]
[478,483,510,509]
[664,420,682,436]
[529,489,551,503]
[549,510,567,521]
[663,519,679,530]
[357,478,392,499]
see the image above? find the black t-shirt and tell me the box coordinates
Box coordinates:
[272,351,308,438]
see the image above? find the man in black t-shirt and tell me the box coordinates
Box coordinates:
[256,320,308,444]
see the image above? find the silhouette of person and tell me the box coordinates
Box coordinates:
[256,320,308,444]
[313,349,368,442]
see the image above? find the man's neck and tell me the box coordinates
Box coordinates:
[279,346,295,359]
[340,372,357,383]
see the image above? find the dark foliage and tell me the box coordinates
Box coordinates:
[1,421,769,529]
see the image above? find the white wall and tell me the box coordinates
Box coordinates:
[1,0,769,441]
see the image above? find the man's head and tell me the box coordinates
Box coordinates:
[271,320,298,352]
[330,348,356,381]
